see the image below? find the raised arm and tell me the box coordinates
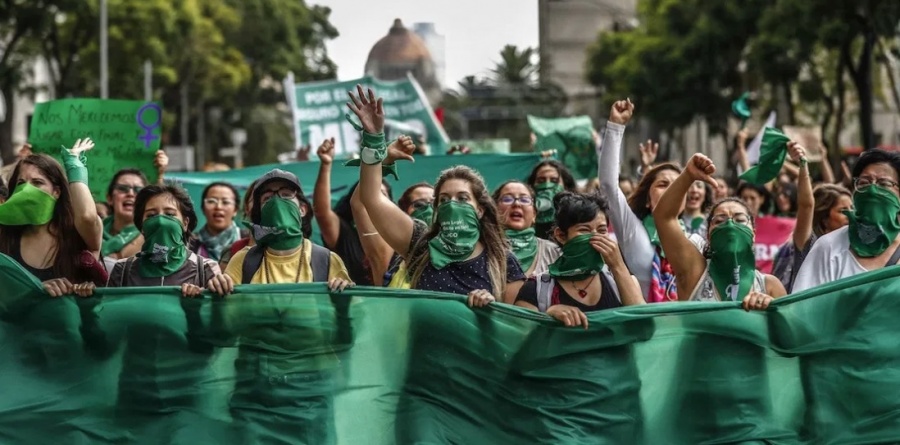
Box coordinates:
[789,142,814,250]
[348,85,416,257]
[154,150,168,185]
[313,138,341,249]
[350,185,394,286]
[653,154,717,301]
[64,139,103,254]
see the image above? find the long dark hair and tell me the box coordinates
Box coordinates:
[0,154,88,281]
[628,163,681,219]
[406,166,508,297]
[526,160,578,192]
[133,184,198,244]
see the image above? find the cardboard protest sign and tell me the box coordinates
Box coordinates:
[29,99,161,201]
[753,215,796,273]
[782,126,824,162]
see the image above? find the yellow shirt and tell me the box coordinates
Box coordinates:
[388,260,412,289]
[225,239,351,284]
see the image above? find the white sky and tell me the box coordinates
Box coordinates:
[317,0,539,87]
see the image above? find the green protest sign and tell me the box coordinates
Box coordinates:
[28,99,161,201]
[284,73,448,157]
[528,115,596,179]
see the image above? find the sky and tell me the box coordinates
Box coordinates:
[318,0,539,88]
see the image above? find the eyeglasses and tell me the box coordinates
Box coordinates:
[411,199,433,210]
[260,187,298,200]
[114,184,142,194]
[203,198,236,207]
[498,195,533,206]
[854,176,900,190]
[710,213,752,226]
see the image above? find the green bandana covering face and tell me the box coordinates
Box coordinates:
[428,201,480,269]
[707,221,757,302]
[739,127,791,185]
[844,185,900,258]
[138,215,188,278]
[548,234,604,281]
[506,228,538,271]
[0,183,56,226]
[410,205,434,224]
[102,217,141,257]
[253,197,305,251]
[534,182,564,224]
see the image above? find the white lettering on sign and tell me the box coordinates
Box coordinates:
[753,243,781,261]
[304,90,332,105]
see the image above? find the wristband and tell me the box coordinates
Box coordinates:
[60,146,89,184]
[800,157,808,167]
[345,113,387,164]
[343,158,400,180]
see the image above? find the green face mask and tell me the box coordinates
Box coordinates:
[138,215,188,278]
[845,185,900,257]
[428,201,481,269]
[506,228,538,271]
[253,197,305,251]
[410,204,434,224]
[548,234,604,281]
[534,181,564,224]
[0,183,56,226]
[707,220,756,302]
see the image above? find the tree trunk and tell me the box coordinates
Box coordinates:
[851,30,877,150]
[835,44,850,156]
[0,81,15,165]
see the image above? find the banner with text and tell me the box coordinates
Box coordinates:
[285,73,449,157]
[28,99,161,201]
[754,215,796,273]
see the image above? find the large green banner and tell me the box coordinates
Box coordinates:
[28,99,162,201]
[2,253,900,444]
[284,73,449,157]
[528,115,596,179]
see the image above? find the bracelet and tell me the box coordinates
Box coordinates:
[362,232,379,237]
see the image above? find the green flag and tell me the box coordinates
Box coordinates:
[739,127,791,184]
[528,115,595,179]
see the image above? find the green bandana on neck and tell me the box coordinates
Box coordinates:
[506,228,538,271]
[707,221,757,301]
[534,182,564,224]
[102,216,141,257]
[642,215,685,258]
[252,197,304,251]
[739,127,790,185]
[428,201,480,269]
[845,185,900,258]
[548,234,604,281]
[0,183,56,226]
[138,215,188,278]
[410,205,434,224]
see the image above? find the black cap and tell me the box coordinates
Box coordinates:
[253,169,303,201]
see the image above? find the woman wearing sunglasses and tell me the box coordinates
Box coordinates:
[493,180,560,278]
[102,150,169,261]
[192,182,247,265]
[652,154,786,309]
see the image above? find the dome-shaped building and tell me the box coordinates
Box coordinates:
[365,19,441,106]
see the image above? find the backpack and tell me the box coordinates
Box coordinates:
[241,243,331,284]
[534,270,620,313]
[120,253,207,287]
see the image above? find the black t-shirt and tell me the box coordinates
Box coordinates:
[10,237,58,282]
[408,221,525,295]
[516,273,621,312]
[330,218,373,286]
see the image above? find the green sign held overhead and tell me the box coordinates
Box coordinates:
[528,115,596,179]
[28,98,162,201]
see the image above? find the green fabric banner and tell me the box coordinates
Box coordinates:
[168,153,542,238]
[3,253,900,443]
[528,115,596,179]
[28,99,162,201]
[284,73,449,157]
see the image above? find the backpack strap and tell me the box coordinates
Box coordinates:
[886,243,900,267]
[194,254,207,287]
[241,246,265,285]
[536,273,555,313]
[309,243,331,283]
[120,257,137,287]
[601,268,621,303]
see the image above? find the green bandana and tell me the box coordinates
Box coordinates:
[707,221,756,302]
[0,183,56,226]
[844,185,900,258]
[642,215,685,258]
[690,216,705,233]
[138,215,188,278]
[506,228,538,271]
[428,201,480,269]
[534,182,564,224]
[252,197,304,251]
[731,92,751,127]
[548,234,604,281]
[102,216,141,257]
[739,127,791,185]
[410,205,434,224]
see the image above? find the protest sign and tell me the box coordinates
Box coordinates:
[284,73,449,157]
[528,115,595,179]
[782,125,824,162]
[753,215,796,273]
[28,99,161,201]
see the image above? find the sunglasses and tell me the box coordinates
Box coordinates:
[114,184,142,194]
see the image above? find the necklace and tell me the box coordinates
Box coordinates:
[571,275,597,298]
[263,241,307,284]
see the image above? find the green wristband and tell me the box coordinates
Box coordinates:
[343,158,400,180]
[60,146,89,184]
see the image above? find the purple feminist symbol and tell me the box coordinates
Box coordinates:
[136,103,162,149]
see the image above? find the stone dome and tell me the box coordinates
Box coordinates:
[365,19,433,67]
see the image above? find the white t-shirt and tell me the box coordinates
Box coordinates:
[792,226,867,293]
